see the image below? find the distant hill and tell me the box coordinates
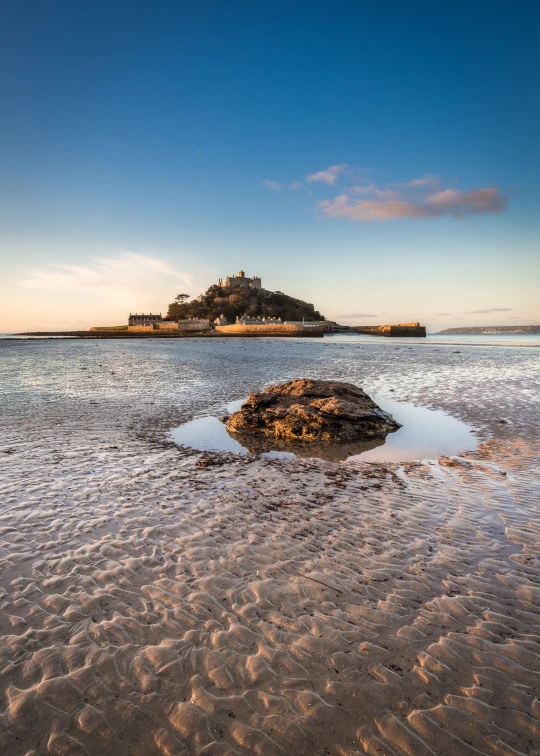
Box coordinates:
[166,285,325,324]
[435,325,540,334]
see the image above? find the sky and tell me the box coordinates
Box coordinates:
[1,0,539,332]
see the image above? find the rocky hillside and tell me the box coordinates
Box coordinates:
[166,285,325,324]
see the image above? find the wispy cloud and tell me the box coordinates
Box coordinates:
[393,175,440,188]
[337,312,378,318]
[435,312,452,316]
[18,252,193,309]
[408,176,436,186]
[464,307,514,314]
[306,164,349,185]
[261,179,283,190]
[261,179,305,191]
[349,184,401,200]
[260,165,507,224]
[318,186,506,221]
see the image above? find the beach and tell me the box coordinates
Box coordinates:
[1,335,539,755]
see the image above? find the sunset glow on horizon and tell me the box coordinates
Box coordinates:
[1,1,538,332]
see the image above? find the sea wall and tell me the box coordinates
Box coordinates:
[13,329,321,339]
[127,325,154,332]
[215,324,322,335]
[177,320,212,331]
[90,326,128,331]
[352,322,426,337]
[155,321,179,330]
[383,325,426,337]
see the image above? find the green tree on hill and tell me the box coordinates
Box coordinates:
[166,286,325,324]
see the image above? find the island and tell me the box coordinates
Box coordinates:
[12,269,427,338]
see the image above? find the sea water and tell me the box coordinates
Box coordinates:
[2,333,538,456]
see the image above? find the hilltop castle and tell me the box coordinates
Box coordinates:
[218,270,262,290]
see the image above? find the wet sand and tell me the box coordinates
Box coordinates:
[8,330,323,339]
[1,338,539,755]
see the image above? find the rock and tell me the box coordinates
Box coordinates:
[226,379,401,442]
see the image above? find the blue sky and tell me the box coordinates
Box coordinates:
[1,0,539,331]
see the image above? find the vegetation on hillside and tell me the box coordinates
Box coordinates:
[166,286,325,324]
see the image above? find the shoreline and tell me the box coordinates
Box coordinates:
[3,333,539,347]
[8,329,325,339]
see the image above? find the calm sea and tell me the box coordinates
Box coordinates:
[1,333,539,347]
[2,334,539,448]
[326,332,540,347]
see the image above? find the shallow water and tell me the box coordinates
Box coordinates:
[170,396,477,462]
[326,331,540,347]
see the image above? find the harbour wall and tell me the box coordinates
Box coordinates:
[352,322,426,337]
[90,326,128,332]
[155,321,179,330]
[215,324,323,335]
[177,320,212,331]
[14,328,321,339]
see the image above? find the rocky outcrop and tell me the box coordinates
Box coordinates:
[226,379,401,442]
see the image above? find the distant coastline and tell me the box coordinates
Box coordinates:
[435,325,540,335]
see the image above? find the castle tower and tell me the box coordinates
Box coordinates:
[219,270,261,289]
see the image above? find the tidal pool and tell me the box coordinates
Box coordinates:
[170,396,477,463]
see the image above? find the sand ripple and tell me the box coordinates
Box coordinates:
[0,440,538,754]
[0,339,539,754]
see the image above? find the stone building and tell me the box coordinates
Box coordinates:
[128,313,163,326]
[236,315,282,325]
[128,313,163,331]
[218,270,262,290]
[127,313,211,332]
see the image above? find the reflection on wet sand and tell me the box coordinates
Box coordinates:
[229,429,386,460]
[171,395,476,463]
